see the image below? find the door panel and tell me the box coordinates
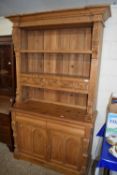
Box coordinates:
[48,130,64,164]
[33,128,46,159]
[64,135,83,170]
[16,116,47,159]
[16,122,33,154]
[47,121,84,170]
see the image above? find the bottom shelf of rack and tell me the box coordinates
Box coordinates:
[12,100,93,123]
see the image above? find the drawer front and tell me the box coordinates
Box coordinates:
[47,121,85,136]
[15,112,46,128]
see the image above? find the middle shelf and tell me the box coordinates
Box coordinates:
[21,52,91,78]
[20,73,89,94]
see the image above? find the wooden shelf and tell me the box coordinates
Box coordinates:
[20,73,89,94]
[21,72,89,79]
[12,100,91,123]
[31,98,87,110]
[20,49,92,54]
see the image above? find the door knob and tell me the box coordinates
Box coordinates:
[8,61,11,65]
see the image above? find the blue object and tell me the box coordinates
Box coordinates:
[112,99,117,103]
[97,137,117,171]
[97,124,117,171]
[97,124,106,137]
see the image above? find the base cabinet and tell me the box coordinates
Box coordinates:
[12,112,91,175]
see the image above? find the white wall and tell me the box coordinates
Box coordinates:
[92,5,117,157]
[0,5,117,158]
[0,17,12,35]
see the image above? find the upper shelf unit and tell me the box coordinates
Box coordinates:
[7,5,111,113]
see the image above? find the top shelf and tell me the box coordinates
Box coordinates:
[20,49,92,54]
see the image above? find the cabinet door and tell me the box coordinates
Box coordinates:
[33,128,47,159]
[15,114,47,159]
[47,130,64,164]
[16,122,33,154]
[64,134,83,171]
[47,122,85,171]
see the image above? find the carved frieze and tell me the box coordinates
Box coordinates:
[20,74,89,94]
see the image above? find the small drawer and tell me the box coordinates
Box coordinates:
[15,112,46,128]
[47,121,85,136]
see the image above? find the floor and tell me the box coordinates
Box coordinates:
[0,142,62,175]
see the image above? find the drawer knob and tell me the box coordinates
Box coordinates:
[60,115,64,118]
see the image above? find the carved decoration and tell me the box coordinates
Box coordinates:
[20,74,89,94]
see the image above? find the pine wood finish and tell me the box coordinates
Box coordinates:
[7,5,111,175]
